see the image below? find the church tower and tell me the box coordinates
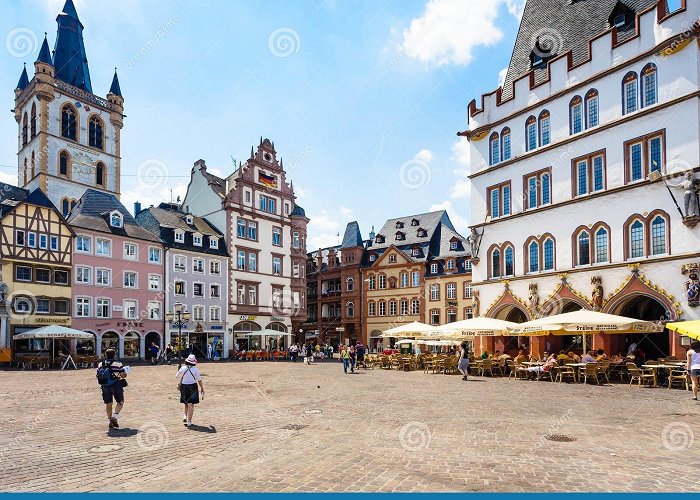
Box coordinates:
[13,0,124,215]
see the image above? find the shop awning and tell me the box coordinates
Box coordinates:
[508,310,664,336]
[432,317,518,338]
[666,320,700,340]
[381,321,433,338]
[13,325,94,340]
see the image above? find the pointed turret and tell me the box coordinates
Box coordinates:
[53,0,92,92]
[36,33,52,65]
[108,68,122,97]
[16,64,29,91]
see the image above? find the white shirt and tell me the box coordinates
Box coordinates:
[177,365,202,385]
[688,349,700,370]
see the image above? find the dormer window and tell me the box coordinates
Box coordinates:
[613,13,626,27]
[110,212,123,228]
[395,231,405,241]
[447,259,455,270]
[417,229,427,237]
[411,219,419,226]
[193,233,203,247]
[430,263,438,274]
[185,215,193,225]
[369,254,377,262]
[530,36,555,69]
[375,235,385,244]
[412,248,420,257]
[389,254,397,263]
[450,241,458,250]
[174,230,185,243]
[396,222,404,229]
[209,236,218,249]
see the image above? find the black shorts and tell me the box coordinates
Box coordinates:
[180,383,199,404]
[101,383,124,404]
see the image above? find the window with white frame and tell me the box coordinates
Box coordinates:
[272,227,282,246]
[193,283,204,297]
[124,243,137,260]
[464,283,472,298]
[210,260,220,275]
[193,305,204,321]
[209,236,218,249]
[96,298,110,318]
[411,271,420,287]
[446,283,456,299]
[96,268,111,286]
[430,263,438,274]
[430,284,440,301]
[210,284,221,299]
[148,247,161,264]
[193,233,203,246]
[149,274,161,290]
[430,309,440,325]
[210,306,221,322]
[378,301,386,316]
[76,297,91,317]
[123,271,137,288]
[400,299,408,316]
[174,230,185,243]
[368,275,376,290]
[410,299,420,315]
[389,300,397,316]
[368,301,376,316]
[76,236,91,253]
[378,274,386,289]
[399,272,408,288]
[76,266,91,284]
[96,238,111,256]
[174,255,186,272]
[148,301,161,320]
[192,258,204,274]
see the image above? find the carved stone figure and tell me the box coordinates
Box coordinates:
[472,290,480,317]
[686,271,700,307]
[469,227,479,257]
[591,276,604,311]
[528,283,539,312]
[680,172,700,218]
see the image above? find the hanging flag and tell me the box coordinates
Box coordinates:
[258,171,278,189]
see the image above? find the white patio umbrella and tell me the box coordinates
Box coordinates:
[433,317,518,339]
[13,325,95,370]
[381,321,434,338]
[396,339,416,345]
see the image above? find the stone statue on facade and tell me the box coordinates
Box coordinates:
[528,283,539,312]
[472,290,480,317]
[680,171,700,218]
[682,264,700,307]
[591,276,604,311]
[469,227,479,257]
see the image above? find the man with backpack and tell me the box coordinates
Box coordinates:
[96,348,127,429]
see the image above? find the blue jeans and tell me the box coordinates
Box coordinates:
[343,359,350,372]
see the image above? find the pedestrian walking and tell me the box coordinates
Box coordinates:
[290,343,299,362]
[148,342,159,365]
[349,345,356,373]
[341,345,351,373]
[176,354,204,427]
[458,342,469,381]
[96,348,127,429]
[305,343,314,364]
[356,342,365,369]
[165,343,174,365]
[687,340,700,400]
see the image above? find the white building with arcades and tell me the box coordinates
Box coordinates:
[462,0,700,359]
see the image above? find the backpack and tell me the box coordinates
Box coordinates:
[96,360,115,386]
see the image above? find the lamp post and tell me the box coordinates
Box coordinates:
[166,302,191,362]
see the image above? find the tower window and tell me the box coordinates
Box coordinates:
[61,105,77,140]
[95,163,105,187]
[59,151,70,177]
[30,103,36,138]
[22,113,28,146]
[89,116,104,150]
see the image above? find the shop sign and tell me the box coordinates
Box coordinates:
[270,316,286,323]
[210,325,224,330]
[240,315,256,321]
[170,323,189,329]
[35,317,70,324]
[112,305,123,312]
[118,321,144,328]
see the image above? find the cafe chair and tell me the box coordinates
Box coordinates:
[668,369,690,391]
[626,362,656,387]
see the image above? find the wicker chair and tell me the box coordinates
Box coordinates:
[554,365,576,383]
[627,362,656,387]
[596,359,611,384]
[582,363,601,385]
[668,369,690,390]
[479,359,494,377]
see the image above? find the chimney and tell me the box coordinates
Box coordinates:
[316,251,323,268]
[134,201,141,215]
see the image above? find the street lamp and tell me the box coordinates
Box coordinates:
[166,302,191,361]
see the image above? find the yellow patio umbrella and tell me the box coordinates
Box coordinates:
[666,321,700,341]
[381,321,434,338]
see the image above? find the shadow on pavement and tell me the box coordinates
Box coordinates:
[188,424,217,433]
[107,428,138,437]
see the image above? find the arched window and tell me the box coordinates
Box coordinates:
[504,245,514,276]
[491,248,501,278]
[528,240,539,273]
[346,301,355,318]
[59,151,70,177]
[541,172,551,205]
[30,152,35,179]
[70,199,77,210]
[569,96,583,134]
[525,116,537,151]
[489,132,500,166]
[543,238,554,271]
[585,89,599,128]
[650,215,667,255]
[30,103,37,138]
[594,227,609,263]
[538,110,550,146]
[22,112,28,146]
[61,104,77,140]
[61,198,69,216]
[95,162,105,187]
[346,277,354,291]
[23,158,28,185]
[629,219,645,258]
[501,127,511,161]
[622,72,638,115]
[89,116,104,149]
[641,63,658,107]
[577,230,590,266]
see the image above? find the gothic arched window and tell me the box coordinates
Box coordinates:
[22,113,28,146]
[95,162,105,187]
[61,104,77,140]
[89,115,104,150]
[59,151,70,177]
[30,103,37,138]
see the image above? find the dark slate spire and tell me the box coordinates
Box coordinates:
[109,68,122,97]
[53,0,92,92]
[16,64,29,91]
[36,33,52,65]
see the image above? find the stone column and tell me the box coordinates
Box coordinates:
[591,332,611,354]
[118,336,125,359]
[96,334,102,356]
[529,336,546,358]
[139,335,146,360]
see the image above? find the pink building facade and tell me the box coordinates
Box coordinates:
[68,190,165,359]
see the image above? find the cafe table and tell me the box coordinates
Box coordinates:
[565,363,588,383]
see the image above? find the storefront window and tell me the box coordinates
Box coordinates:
[123,332,140,358]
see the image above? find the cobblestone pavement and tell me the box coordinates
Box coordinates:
[0,360,699,492]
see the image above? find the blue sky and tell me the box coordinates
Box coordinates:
[0,0,525,249]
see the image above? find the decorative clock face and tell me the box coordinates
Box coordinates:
[264,152,272,162]
[70,149,96,174]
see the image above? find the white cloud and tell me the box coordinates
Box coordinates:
[400,0,516,66]
[498,66,509,86]
[308,211,342,233]
[429,200,469,235]
[505,0,526,19]
[414,149,433,163]
[310,233,341,250]
[121,182,187,215]
[0,171,17,186]
[448,137,471,199]
[339,206,353,218]
[451,137,470,167]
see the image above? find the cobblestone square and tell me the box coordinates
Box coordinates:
[1,361,699,492]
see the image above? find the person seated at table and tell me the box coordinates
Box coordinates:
[611,352,625,364]
[581,350,597,363]
[513,350,527,365]
[481,351,490,360]
[567,351,581,363]
[527,353,557,377]
[595,349,607,361]
[556,350,570,362]
[492,350,501,359]
[497,351,511,361]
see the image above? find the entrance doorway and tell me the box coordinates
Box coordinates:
[615,295,670,359]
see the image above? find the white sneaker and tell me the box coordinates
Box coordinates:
[183,415,187,423]
[185,421,192,427]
